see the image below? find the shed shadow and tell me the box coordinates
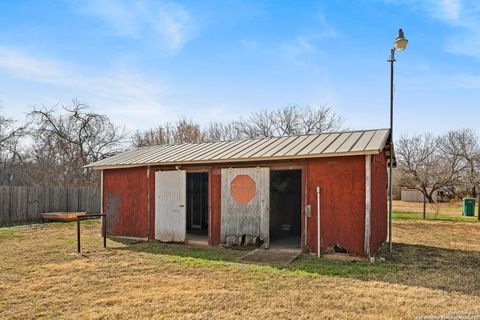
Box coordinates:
[111,238,480,297]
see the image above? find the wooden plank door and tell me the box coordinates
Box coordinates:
[221,167,270,248]
[155,170,186,242]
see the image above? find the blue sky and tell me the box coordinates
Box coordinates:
[0,0,479,136]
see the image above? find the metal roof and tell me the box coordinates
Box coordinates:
[86,129,392,170]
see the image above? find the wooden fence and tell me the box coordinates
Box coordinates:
[0,186,100,226]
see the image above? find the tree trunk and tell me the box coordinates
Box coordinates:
[426,191,435,204]
[423,194,426,219]
[472,186,477,199]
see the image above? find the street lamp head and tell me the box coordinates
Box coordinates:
[394,28,408,51]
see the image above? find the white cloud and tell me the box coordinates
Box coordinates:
[440,0,461,21]
[454,73,480,89]
[279,10,336,66]
[0,46,169,128]
[0,47,68,84]
[75,0,195,53]
[390,0,480,59]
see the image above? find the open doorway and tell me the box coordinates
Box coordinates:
[269,170,302,248]
[186,172,208,244]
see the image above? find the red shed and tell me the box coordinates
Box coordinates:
[86,129,391,258]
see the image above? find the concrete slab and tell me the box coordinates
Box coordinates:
[269,235,301,249]
[186,233,208,247]
[238,248,301,266]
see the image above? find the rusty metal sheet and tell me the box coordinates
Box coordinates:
[221,167,269,247]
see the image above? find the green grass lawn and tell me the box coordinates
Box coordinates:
[393,211,478,222]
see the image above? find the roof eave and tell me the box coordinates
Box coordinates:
[85,150,380,170]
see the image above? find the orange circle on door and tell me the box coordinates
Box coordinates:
[230,175,256,204]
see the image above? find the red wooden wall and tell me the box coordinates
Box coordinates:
[102,154,388,257]
[370,151,388,255]
[306,156,366,256]
[209,168,222,245]
[103,167,148,238]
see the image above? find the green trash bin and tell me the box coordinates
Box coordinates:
[463,198,476,217]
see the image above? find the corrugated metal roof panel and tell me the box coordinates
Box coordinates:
[253,136,290,157]
[273,135,309,156]
[237,137,280,158]
[284,134,319,156]
[350,130,375,152]
[323,132,352,153]
[86,129,392,169]
[261,135,301,157]
[308,133,340,154]
[191,140,232,160]
[365,129,389,151]
[221,139,259,159]
[297,134,328,155]
[336,131,363,153]
[231,139,272,158]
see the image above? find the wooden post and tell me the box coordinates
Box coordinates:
[423,193,426,220]
[77,217,81,253]
[146,166,150,241]
[364,155,372,258]
[316,186,320,258]
[103,214,107,248]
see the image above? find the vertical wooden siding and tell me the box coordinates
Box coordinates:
[370,151,388,255]
[209,168,222,245]
[0,186,100,226]
[154,170,186,242]
[306,156,366,256]
[103,167,148,238]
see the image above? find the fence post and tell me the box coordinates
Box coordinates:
[103,214,107,248]
[77,217,81,253]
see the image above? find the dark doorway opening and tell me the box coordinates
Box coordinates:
[269,170,302,248]
[186,173,208,242]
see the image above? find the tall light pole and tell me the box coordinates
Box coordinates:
[388,29,408,252]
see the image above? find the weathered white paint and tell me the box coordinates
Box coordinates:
[221,167,270,247]
[100,169,104,233]
[100,169,103,214]
[146,166,150,240]
[155,170,186,242]
[364,155,372,257]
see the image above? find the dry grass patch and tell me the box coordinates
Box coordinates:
[1,220,480,319]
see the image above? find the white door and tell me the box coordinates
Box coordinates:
[155,170,186,242]
[221,167,270,248]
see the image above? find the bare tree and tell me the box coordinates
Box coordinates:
[234,105,343,138]
[133,105,343,147]
[299,105,343,134]
[439,128,480,198]
[235,109,277,138]
[204,121,241,142]
[0,107,28,185]
[132,118,205,148]
[132,124,173,147]
[25,100,126,186]
[172,117,204,144]
[396,133,463,218]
